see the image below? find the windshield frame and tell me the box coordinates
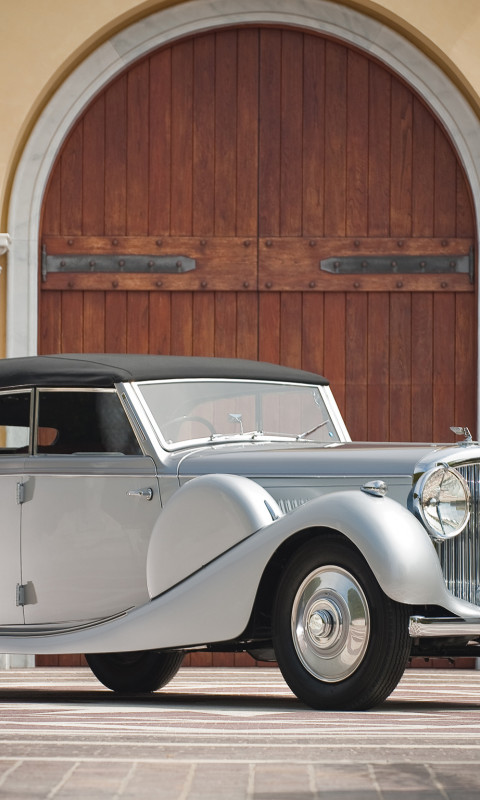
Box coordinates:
[130,378,351,452]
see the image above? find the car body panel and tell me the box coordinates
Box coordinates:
[0,463,24,625]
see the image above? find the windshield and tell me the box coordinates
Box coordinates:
[136,379,342,449]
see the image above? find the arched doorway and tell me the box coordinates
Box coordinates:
[39,27,475,443]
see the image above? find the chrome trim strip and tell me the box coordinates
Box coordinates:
[409,615,480,638]
[0,608,131,638]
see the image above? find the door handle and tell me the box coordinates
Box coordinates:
[127,487,153,501]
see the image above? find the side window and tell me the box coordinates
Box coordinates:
[36,390,142,455]
[0,390,31,453]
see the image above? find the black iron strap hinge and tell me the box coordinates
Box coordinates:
[41,247,196,282]
[320,249,474,282]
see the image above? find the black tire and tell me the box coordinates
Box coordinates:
[85,650,184,693]
[273,535,411,710]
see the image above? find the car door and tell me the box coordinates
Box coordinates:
[0,389,32,624]
[20,388,161,625]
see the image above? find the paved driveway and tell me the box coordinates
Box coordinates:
[0,667,479,798]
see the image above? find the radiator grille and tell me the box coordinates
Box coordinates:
[435,463,480,606]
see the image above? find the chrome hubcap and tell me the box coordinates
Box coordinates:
[292,565,370,683]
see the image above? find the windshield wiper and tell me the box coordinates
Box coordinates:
[297,420,329,439]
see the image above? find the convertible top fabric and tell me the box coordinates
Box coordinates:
[0,354,329,389]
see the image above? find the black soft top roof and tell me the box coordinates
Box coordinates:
[0,354,328,389]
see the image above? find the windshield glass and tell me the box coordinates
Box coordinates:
[137,380,341,449]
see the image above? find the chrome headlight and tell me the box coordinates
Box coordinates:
[414,464,470,540]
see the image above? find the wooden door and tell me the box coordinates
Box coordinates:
[38,27,476,666]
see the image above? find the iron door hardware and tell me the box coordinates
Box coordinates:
[320,250,474,282]
[42,247,196,282]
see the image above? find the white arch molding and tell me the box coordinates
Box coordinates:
[7,0,480,428]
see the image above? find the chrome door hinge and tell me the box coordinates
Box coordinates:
[16,482,25,505]
[16,584,26,607]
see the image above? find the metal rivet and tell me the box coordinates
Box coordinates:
[156,239,163,247]
[354,240,360,247]
[200,240,207,247]
[148,260,154,268]
[361,260,368,269]
[201,281,208,288]
[309,240,316,247]
[442,240,448,247]
[112,280,119,288]
[420,261,426,268]
[156,280,163,287]
[396,281,403,289]
[265,281,272,288]
[397,240,404,247]
[441,281,448,288]
[118,260,125,267]
[67,281,74,289]
[450,261,457,269]
[266,240,272,247]
[243,240,251,247]
[309,281,316,288]
[60,260,66,268]
[112,239,119,246]
[89,260,96,268]
[334,261,341,270]
[67,239,73,246]
[243,281,250,288]
[176,261,183,272]
[353,281,360,289]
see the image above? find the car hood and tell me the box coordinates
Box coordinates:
[175,440,450,480]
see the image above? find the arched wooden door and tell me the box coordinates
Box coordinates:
[40,27,476,442]
[38,27,476,666]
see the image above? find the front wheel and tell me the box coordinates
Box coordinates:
[85,650,184,693]
[273,536,411,710]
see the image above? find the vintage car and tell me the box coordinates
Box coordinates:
[0,352,478,710]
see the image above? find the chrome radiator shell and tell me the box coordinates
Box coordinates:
[435,463,480,606]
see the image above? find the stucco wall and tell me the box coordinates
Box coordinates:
[2,0,480,356]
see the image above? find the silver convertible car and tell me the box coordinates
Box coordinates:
[0,353,478,709]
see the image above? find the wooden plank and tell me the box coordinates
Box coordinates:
[149,292,171,354]
[42,164,61,236]
[345,292,368,440]
[236,292,258,360]
[434,125,457,238]
[346,48,368,237]
[193,34,215,236]
[104,75,127,236]
[38,291,62,354]
[83,292,105,352]
[215,30,237,236]
[389,293,412,441]
[324,40,347,236]
[323,293,345,415]
[302,293,325,376]
[236,29,259,236]
[411,293,433,442]
[170,293,193,355]
[412,97,434,237]
[127,59,150,236]
[258,293,280,364]
[455,292,476,434]
[259,29,281,236]
[171,39,193,235]
[367,293,389,441]
[127,292,149,353]
[61,291,84,352]
[82,95,105,236]
[433,292,455,441]
[390,78,412,238]
[280,30,303,236]
[192,291,215,356]
[149,47,172,234]
[215,292,237,358]
[280,292,302,367]
[368,62,391,236]
[60,125,83,236]
[105,291,127,353]
[303,34,325,237]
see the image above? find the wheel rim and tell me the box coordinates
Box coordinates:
[291,565,370,683]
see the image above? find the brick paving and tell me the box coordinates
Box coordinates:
[0,667,479,797]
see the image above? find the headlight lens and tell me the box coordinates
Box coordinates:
[415,465,470,540]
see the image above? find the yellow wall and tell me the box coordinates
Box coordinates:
[2,0,480,355]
